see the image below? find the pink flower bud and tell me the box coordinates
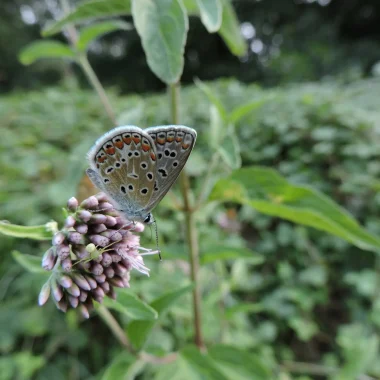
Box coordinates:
[79,290,88,302]
[94,274,106,284]
[104,267,115,278]
[75,223,88,234]
[84,275,98,289]
[71,273,91,291]
[89,214,107,224]
[89,234,110,248]
[67,283,80,297]
[64,215,76,229]
[68,231,83,245]
[80,196,99,209]
[101,253,112,267]
[57,275,73,288]
[51,280,63,302]
[91,224,107,233]
[79,304,90,319]
[68,295,79,308]
[67,197,79,211]
[52,232,66,246]
[42,248,56,271]
[57,244,70,260]
[91,263,104,276]
[38,282,51,306]
[77,210,92,222]
[61,258,72,272]
[104,215,117,227]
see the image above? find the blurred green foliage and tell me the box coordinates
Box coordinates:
[2,77,380,378]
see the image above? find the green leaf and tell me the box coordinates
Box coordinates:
[200,245,263,265]
[218,126,241,169]
[195,79,228,121]
[127,284,193,349]
[18,41,75,65]
[196,0,222,32]
[180,346,229,380]
[102,289,158,320]
[210,166,380,253]
[101,352,142,380]
[225,303,264,319]
[0,221,53,240]
[42,0,132,36]
[77,20,132,51]
[208,345,272,380]
[12,251,47,274]
[229,97,271,124]
[131,0,189,84]
[218,0,246,57]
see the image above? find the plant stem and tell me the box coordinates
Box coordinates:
[97,304,133,351]
[78,54,117,125]
[59,0,117,126]
[169,83,204,349]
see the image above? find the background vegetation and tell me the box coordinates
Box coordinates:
[1,0,380,379]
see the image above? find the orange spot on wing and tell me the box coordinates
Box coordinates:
[105,147,116,155]
[132,137,140,144]
[157,138,166,145]
[142,144,150,152]
[123,137,132,145]
[167,137,174,142]
[150,152,156,161]
[175,137,182,142]
[98,156,107,163]
[182,143,190,150]
[114,141,124,149]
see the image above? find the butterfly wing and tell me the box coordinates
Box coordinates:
[144,125,197,211]
[87,126,158,220]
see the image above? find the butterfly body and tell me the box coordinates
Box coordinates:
[86,125,196,223]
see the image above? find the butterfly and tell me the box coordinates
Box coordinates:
[86,125,197,224]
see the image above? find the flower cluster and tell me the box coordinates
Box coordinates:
[38,193,158,318]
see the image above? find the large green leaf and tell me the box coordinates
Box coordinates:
[218,125,241,169]
[218,0,246,57]
[196,0,222,32]
[127,284,193,349]
[0,221,53,240]
[200,245,263,265]
[101,352,144,380]
[77,20,132,52]
[42,0,132,36]
[12,251,48,275]
[208,345,273,380]
[155,346,228,380]
[131,0,188,84]
[18,41,75,65]
[210,166,380,252]
[102,289,158,320]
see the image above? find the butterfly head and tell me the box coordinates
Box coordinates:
[143,213,154,225]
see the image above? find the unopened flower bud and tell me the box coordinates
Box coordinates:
[111,253,122,263]
[109,276,124,288]
[79,304,90,319]
[100,281,110,293]
[101,253,112,267]
[64,215,76,229]
[89,214,107,224]
[57,244,70,260]
[74,223,88,234]
[104,215,117,227]
[67,283,80,297]
[113,263,128,276]
[68,295,79,308]
[77,210,92,222]
[61,258,72,272]
[91,223,108,233]
[80,196,99,209]
[89,234,110,247]
[104,267,115,278]
[71,273,91,291]
[68,231,83,245]
[57,274,73,288]
[133,223,145,233]
[67,197,79,211]
[52,232,66,246]
[108,287,116,300]
[95,192,109,202]
[99,202,113,210]
[51,280,63,302]
[57,300,68,312]
[84,275,98,289]
[38,282,51,306]
[42,248,56,271]
[94,274,106,283]
[79,290,88,303]
[91,263,104,276]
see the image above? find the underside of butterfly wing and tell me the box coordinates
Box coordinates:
[87,126,157,220]
[144,125,197,211]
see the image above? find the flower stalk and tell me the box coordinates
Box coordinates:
[169,83,205,349]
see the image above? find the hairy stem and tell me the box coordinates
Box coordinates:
[169,83,204,349]
[59,0,117,125]
[97,304,133,351]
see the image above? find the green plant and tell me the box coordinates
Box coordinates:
[2,0,380,379]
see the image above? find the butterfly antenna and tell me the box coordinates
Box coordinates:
[153,218,162,261]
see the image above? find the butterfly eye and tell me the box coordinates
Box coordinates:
[144,214,152,224]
